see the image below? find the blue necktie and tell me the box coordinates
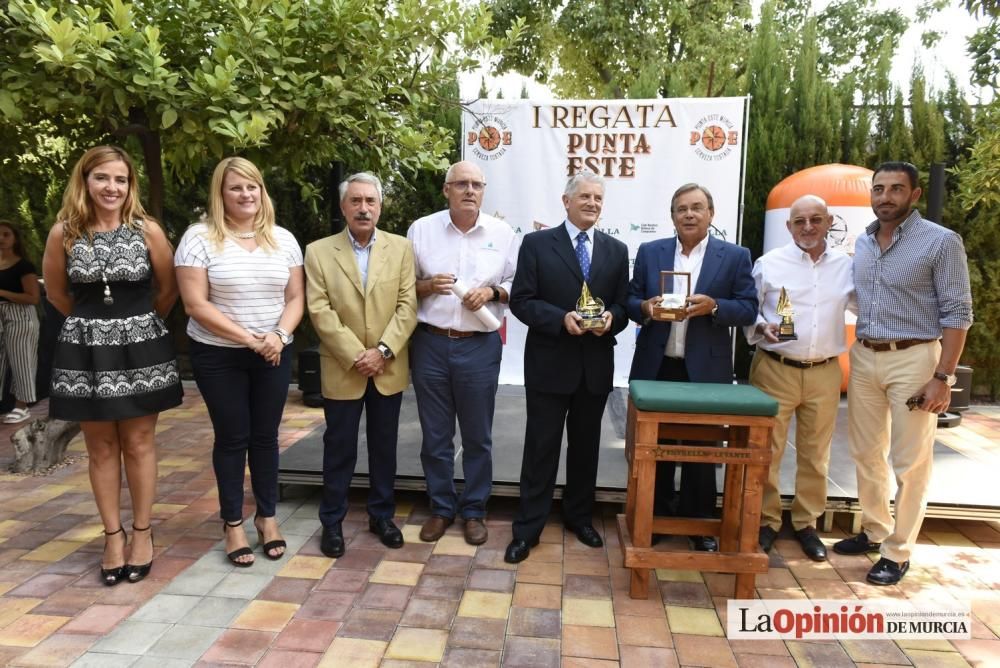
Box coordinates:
[575,231,590,282]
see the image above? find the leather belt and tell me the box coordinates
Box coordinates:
[858,338,936,352]
[763,349,837,369]
[421,323,486,338]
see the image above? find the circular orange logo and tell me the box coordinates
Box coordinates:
[478,127,501,151]
[701,125,726,151]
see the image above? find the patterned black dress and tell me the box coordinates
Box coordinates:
[49,222,183,421]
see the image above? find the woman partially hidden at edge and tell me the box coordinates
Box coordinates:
[0,220,41,424]
[42,145,183,586]
[175,157,304,567]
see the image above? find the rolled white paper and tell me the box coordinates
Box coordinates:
[451,279,502,331]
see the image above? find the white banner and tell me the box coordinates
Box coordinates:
[462,98,749,385]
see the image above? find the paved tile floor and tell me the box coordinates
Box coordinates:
[0,387,997,666]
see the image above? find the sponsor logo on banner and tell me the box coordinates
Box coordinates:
[709,223,728,240]
[727,599,971,640]
[630,223,659,234]
[690,113,740,162]
[468,113,513,162]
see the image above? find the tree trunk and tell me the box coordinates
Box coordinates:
[114,109,165,221]
[9,418,81,474]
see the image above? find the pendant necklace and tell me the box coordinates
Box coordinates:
[90,224,122,306]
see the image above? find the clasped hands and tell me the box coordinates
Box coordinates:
[642,293,717,321]
[247,332,283,366]
[353,348,387,377]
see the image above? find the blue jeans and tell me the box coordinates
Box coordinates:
[190,340,291,521]
[318,379,402,528]
[410,327,501,519]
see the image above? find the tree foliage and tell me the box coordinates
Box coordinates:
[1,0,521,237]
[487,0,753,98]
[952,101,1000,397]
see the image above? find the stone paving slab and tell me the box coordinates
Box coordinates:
[0,389,997,666]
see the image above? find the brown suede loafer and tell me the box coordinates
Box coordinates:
[419,515,453,542]
[463,518,488,545]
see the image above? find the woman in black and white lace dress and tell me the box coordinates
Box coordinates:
[42,145,183,586]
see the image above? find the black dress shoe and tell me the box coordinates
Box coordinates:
[758,526,779,553]
[503,538,539,564]
[795,527,827,562]
[689,535,718,552]
[369,517,404,549]
[566,524,604,548]
[320,525,345,558]
[866,557,909,585]
[832,531,881,555]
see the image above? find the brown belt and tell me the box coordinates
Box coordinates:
[858,338,936,352]
[421,323,486,338]
[763,349,837,369]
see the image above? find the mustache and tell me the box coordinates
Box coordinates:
[353,212,372,221]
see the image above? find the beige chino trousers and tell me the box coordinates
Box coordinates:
[847,341,940,563]
[751,351,842,532]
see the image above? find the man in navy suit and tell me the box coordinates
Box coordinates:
[504,171,629,564]
[626,183,756,552]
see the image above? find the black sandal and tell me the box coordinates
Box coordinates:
[126,524,154,583]
[254,515,287,561]
[224,519,254,567]
[101,526,127,587]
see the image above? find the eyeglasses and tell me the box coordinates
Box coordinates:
[446,180,486,192]
[674,204,708,215]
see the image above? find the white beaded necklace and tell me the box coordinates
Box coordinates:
[233,230,256,239]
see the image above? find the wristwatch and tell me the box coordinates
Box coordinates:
[377,342,394,359]
[710,303,719,318]
[272,327,293,345]
[933,371,957,386]
[490,287,500,302]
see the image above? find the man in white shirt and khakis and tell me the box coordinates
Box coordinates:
[746,195,854,561]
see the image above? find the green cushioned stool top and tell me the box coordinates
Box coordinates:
[629,380,779,417]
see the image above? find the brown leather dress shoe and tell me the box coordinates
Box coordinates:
[463,518,488,545]
[419,515,453,542]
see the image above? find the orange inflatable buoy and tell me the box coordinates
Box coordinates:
[763,164,874,392]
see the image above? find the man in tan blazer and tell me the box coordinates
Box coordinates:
[305,172,417,557]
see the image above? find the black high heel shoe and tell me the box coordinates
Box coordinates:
[224,519,254,567]
[101,526,127,587]
[254,515,287,561]
[126,524,154,583]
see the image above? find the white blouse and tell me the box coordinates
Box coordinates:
[174,223,303,347]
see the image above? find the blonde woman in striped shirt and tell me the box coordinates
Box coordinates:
[175,157,304,567]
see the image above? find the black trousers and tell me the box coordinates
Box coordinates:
[654,357,718,519]
[191,340,291,522]
[318,379,402,528]
[512,384,609,542]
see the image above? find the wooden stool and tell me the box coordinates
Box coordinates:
[618,380,778,599]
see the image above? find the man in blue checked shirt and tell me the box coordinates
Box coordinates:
[833,161,973,586]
